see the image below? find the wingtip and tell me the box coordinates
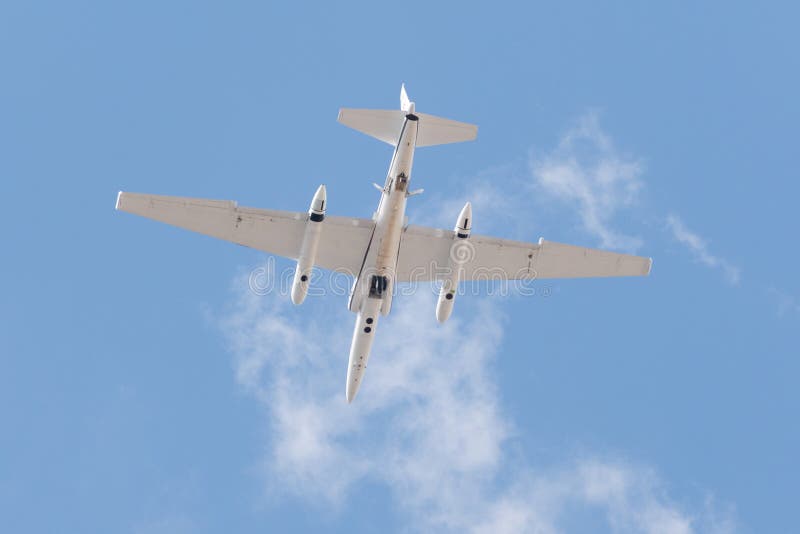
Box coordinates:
[115,191,123,210]
[646,257,653,276]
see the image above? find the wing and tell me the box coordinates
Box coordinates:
[116,192,374,274]
[395,225,651,282]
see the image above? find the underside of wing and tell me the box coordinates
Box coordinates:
[116,192,374,274]
[396,225,651,282]
[414,112,478,147]
[530,240,652,279]
[337,108,406,145]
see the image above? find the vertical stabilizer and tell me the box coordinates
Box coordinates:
[400,83,414,113]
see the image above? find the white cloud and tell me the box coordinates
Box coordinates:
[216,113,739,531]
[529,112,645,252]
[766,287,800,317]
[410,163,529,239]
[416,111,745,295]
[665,214,741,285]
[414,113,646,249]
[218,281,735,532]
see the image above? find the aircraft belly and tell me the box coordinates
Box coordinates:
[348,191,407,313]
[344,113,416,399]
[345,297,382,402]
[376,204,405,273]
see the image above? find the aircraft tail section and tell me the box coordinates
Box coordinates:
[337,85,477,147]
[413,111,478,147]
[337,108,407,146]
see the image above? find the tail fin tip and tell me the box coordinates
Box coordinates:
[400,83,413,112]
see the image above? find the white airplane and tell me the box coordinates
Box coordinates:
[116,85,652,403]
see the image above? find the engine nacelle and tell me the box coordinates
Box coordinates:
[291,185,326,305]
[436,202,472,322]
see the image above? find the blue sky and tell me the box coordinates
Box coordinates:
[1,1,798,532]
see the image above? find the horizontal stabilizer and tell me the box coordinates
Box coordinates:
[415,111,477,147]
[337,109,405,146]
[338,108,478,147]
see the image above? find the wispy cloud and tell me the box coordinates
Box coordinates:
[219,283,735,532]
[415,113,645,249]
[411,163,529,239]
[666,214,741,285]
[766,287,800,317]
[525,111,740,287]
[529,112,645,252]
[216,112,739,531]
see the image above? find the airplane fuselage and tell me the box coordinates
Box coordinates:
[345,112,418,402]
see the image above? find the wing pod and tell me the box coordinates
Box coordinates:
[291,185,326,305]
[436,202,472,322]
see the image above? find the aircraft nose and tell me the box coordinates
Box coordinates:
[346,375,362,403]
